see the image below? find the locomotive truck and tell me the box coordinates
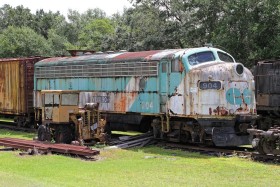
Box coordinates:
[33,47,257,146]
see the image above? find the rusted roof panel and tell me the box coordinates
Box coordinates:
[36,49,188,67]
[150,49,184,61]
[38,53,121,65]
[112,50,161,61]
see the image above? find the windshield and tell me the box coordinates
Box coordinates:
[188,51,215,65]
[44,93,59,107]
[61,93,79,106]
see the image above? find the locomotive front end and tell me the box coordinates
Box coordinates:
[179,48,257,146]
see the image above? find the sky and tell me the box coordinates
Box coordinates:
[0,0,133,17]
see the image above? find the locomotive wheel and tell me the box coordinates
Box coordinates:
[54,125,73,144]
[38,125,47,141]
[257,138,274,155]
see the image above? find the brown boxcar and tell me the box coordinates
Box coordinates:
[0,57,44,127]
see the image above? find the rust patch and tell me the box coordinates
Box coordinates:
[213,106,229,116]
[114,93,138,112]
[113,50,161,61]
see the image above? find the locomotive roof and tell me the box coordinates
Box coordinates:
[35,47,222,67]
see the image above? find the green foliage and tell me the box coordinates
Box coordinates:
[1,2,280,65]
[0,26,51,58]
[66,8,107,47]
[33,9,67,39]
[131,0,280,66]
[78,18,114,51]
[47,29,71,56]
[0,4,34,32]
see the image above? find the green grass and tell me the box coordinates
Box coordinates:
[0,129,35,139]
[0,129,280,187]
[0,117,14,122]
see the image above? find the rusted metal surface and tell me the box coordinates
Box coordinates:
[36,90,110,144]
[113,50,160,61]
[0,137,99,157]
[67,50,96,56]
[0,57,44,116]
[254,59,280,109]
[185,63,255,116]
[36,49,178,65]
[248,126,280,155]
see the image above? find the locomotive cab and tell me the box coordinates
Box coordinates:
[41,90,79,123]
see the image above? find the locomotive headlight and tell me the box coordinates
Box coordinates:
[234,63,244,76]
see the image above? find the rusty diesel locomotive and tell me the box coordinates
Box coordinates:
[33,47,257,146]
[248,59,280,155]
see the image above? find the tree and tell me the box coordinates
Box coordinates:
[0,26,51,58]
[65,8,107,47]
[33,9,67,39]
[131,0,280,66]
[78,18,114,51]
[0,4,34,32]
[129,0,197,48]
[47,29,72,56]
[110,5,184,52]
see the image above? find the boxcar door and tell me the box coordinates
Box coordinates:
[159,60,169,113]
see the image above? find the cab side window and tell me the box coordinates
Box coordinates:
[162,62,167,73]
[218,52,234,62]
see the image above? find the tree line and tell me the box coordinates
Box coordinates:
[0,0,280,67]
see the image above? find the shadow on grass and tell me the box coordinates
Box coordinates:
[0,129,35,139]
[124,145,212,159]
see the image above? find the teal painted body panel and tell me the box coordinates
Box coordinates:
[37,77,131,92]
[129,93,160,113]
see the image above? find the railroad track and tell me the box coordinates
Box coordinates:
[0,121,36,133]
[158,142,253,156]
[158,141,280,163]
[108,133,280,163]
[0,126,279,163]
[107,132,156,148]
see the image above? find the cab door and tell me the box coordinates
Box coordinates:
[168,57,185,115]
[43,93,59,120]
[159,60,169,113]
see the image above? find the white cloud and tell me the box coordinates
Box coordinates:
[0,0,132,16]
